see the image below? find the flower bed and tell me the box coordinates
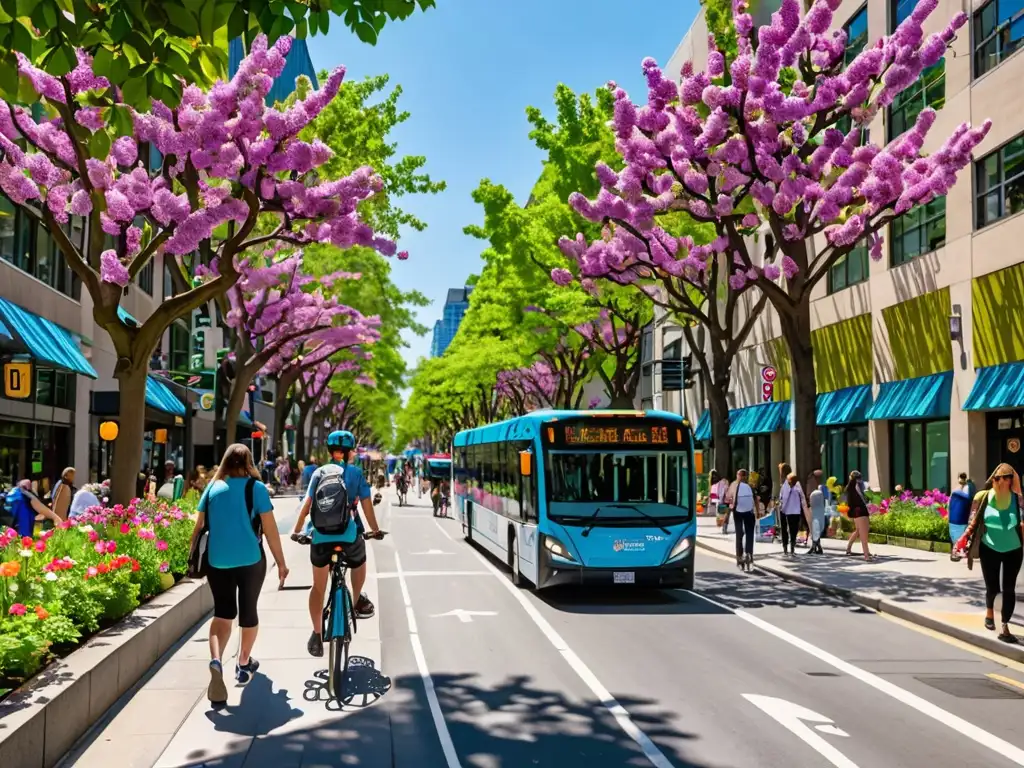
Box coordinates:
[0,494,197,694]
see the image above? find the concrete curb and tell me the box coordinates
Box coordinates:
[696,539,1024,664]
[0,577,213,768]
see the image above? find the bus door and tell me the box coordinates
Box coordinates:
[516,440,539,582]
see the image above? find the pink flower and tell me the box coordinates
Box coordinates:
[100,250,130,287]
[105,540,117,554]
[34,539,46,552]
[8,603,26,616]
[120,523,130,534]
[159,561,170,573]
[155,540,168,551]
[94,541,106,554]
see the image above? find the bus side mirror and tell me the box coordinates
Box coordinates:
[520,451,532,477]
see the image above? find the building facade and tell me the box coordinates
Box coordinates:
[650,0,1024,494]
[431,287,473,357]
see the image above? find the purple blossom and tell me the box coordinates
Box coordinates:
[100,250,130,287]
[781,256,799,280]
[551,268,574,286]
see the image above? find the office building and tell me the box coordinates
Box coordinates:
[431,287,473,357]
[649,0,1024,493]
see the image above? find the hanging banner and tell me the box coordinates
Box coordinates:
[4,361,32,399]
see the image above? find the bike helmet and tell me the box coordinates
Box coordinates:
[326,430,356,450]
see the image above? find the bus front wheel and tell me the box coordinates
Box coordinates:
[508,530,522,587]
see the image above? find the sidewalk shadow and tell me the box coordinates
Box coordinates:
[695,569,850,609]
[203,673,303,736]
[169,670,713,767]
[302,655,393,711]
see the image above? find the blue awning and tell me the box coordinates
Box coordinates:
[146,376,185,416]
[816,385,872,426]
[865,372,952,420]
[729,401,790,436]
[694,410,711,442]
[0,298,97,378]
[964,362,1024,411]
[117,306,139,327]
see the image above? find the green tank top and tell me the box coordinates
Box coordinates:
[982,491,1023,553]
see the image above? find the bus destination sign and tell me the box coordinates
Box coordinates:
[562,424,671,446]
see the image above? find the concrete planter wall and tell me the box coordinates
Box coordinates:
[866,532,952,552]
[0,577,212,768]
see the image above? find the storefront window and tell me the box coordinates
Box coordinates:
[891,419,950,492]
[820,424,869,485]
[730,436,748,477]
[35,369,75,409]
[0,422,69,486]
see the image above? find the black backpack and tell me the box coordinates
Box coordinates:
[311,464,351,536]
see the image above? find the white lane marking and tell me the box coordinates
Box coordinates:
[430,609,497,623]
[377,571,490,579]
[411,549,452,555]
[689,591,1024,765]
[816,725,850,737]
[434,520,453,540]
[469,549,674,768]
[743,695,858,768]
[394,551,462,768]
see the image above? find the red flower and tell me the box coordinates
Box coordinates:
[21,536,33,548]
[96,562,109,575]
[131,559,140,572]
[34,539,46,553]
[34,605,48,620]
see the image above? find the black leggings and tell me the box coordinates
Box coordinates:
[207,555,267,628]
[980,543,1023,625]
[734,511,755,559]
[781,514,802,551]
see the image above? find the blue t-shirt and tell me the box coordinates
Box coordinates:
[305,461,371,544]
[301,464,317,484]
[199,477,273,569]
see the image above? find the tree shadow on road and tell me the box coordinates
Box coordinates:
[165,670,716,767]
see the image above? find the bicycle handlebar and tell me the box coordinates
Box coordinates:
[290,530,387,545]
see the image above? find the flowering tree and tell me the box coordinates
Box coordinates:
[496,362,558,416]
[560,0,990,475]
[222,248,380,441]
[0,36,396,503]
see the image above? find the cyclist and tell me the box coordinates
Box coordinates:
[291,430,383,658]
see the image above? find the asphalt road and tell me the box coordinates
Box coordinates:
[373,488,1024,768]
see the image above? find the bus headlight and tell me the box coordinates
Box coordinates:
[666,536,693,563]
[544,535,576,562]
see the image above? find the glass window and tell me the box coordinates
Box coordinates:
[545,451,692,519]
[892,196,946,264]
[138,259,154,295]
[169,323,190,375]
[975,134,1024,228]
[730,436,749,477]
[892,0,917,27]
[974,0,1024,78]
[891,419,949,493]
[837,7,870,138]
[822,424,869,486]
[0,197,15,264]
[828,241,869,294]
[34,224,54,286]
[889,60,945,139]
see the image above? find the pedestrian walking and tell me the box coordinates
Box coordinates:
[779,471,807,557]
[806,470,826,554]
[190,443,289,705]
[710,470,731,533]
[956,463,1023,643]
[958,472,977,499]
[844,470,873,560]
[50,467,76,521]
[731,469,759,571]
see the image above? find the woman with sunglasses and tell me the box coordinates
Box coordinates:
[956,463,1024,643]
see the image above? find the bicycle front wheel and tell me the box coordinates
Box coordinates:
[328,635,350,700]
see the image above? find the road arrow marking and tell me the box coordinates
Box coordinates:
[815,724,850,737]
[743,695,859,768]
[411,549,452,555]
[431,609,497,623]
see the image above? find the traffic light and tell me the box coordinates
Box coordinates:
[661,354,696,392]
[682,354,696,390]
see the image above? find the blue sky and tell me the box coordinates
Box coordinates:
[305,1,701,372]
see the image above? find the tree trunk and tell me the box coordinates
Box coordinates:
[779,299,820,478]
[295,403,312,461]
[707,376,732,478]
[608,393,634,409]
[109,365,149,505]
[224,368,253,447]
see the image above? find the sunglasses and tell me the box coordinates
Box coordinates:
[995,474,1013,481]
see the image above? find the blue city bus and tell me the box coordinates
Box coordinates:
[452,409,696,590]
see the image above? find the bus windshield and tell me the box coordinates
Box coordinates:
[545,451,691,517]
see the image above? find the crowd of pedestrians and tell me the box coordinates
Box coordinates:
[708,458,1023,644]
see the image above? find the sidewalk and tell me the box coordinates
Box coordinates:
[60,497,391,768]
[697,517,1024,662]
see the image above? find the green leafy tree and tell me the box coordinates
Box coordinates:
[0,0,436,109]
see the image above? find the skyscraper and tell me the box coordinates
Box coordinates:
[431,287,473,357]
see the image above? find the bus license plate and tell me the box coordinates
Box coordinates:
[613,571,635,584]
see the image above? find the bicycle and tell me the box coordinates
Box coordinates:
[292,529,387,700]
